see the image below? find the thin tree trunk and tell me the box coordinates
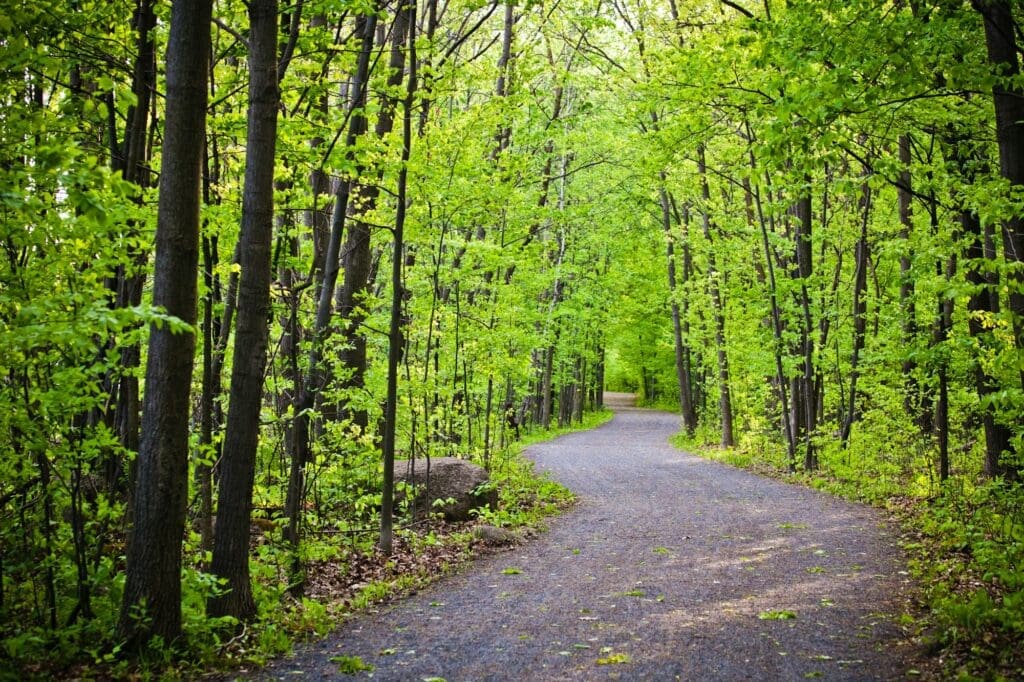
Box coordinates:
[746,135,796,469]
[334,6,411,429]
[840,168,870,447]
[963,205,1013,477]
[540,344,556,428]
[493,1,514,154]
[197,233,219,555]
[944,125,1016,479]
[794,183,816,470]
[104,0,156,494]
[284,7,378,564]
[381,0,416,556]
[936,251,954,483]
[697,146,734,447]
[661,182,696,433]
[897,135,921,425]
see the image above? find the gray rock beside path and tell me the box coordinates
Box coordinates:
[394,457,497,522]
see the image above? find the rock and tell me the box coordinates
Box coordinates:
[393,457,498,522]
[473,524,518,546]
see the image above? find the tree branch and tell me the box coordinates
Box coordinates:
[720,0,754,19]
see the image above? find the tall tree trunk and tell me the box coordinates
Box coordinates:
[936,252,955,483]
[975,0,1024,394]
[334,6,411,430]
[493,1,514,154]
[104,0,156,494]
[897,135,924,428]
[197,233,219,556]
[380,0,416,555]
[962,202,1013,478]
[284,7,378,567]
[661,182,696,433]
[118,0,212,646]
[840,168,870,447]
[208,0,280,621]
[697,146,734,447]
[944,120,1016,479]
[746,136,796,469]
[793,183,816,470]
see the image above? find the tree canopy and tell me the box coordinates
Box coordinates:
[1,0,1022,675]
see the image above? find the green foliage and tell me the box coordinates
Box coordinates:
[758,610,798,621]
[331,654,375,674]
[596,649,631,665]
[5,0,1024,677]
[909,480,1024,675]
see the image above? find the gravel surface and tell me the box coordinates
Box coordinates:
[257,393,921,681]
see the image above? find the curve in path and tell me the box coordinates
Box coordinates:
[259,394,919,681]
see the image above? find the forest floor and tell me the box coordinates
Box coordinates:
[252,394,925,680]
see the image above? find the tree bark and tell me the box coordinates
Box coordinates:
[104,0,156,493]
[897,135,923,427]
[746,136,796,469]
[936,252,955,483]
[661,182,697,434]
[975,0,1024,393]
[118,0,212,646]
[793,183,816,470]
[381,0,417,555]
[284,7,378,563]
[208,0,280,621]
[697,146,734,448]
[840,168,870,447]
[963,203,1014,478]
[334,6,411,430]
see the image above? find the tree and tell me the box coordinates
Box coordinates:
[697,144,735,448]
[974,0,1024,371]
[972,0,1024,478]
[118,0,213,646]
[283,5,378,576]
[381,0,418,556]
[335,0,414,430]
[208,0,281,621]
[106,0,157,472]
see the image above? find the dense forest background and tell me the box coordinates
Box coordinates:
[1,0,1023,676]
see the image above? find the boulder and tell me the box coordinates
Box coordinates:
[393,457,497,522]
[473,524,518,546]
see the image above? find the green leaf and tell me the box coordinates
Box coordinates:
[330,654,374,674]
[596,652,631,665]
[758,610,797,620]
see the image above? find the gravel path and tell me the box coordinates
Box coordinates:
[258,394,921,680]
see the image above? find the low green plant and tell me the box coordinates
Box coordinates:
[758,609,797,620]
[596,650,631,665]
[910,479,1024,675]
[330,654,374,674]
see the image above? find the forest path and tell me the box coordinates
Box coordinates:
[258,394,920,680]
